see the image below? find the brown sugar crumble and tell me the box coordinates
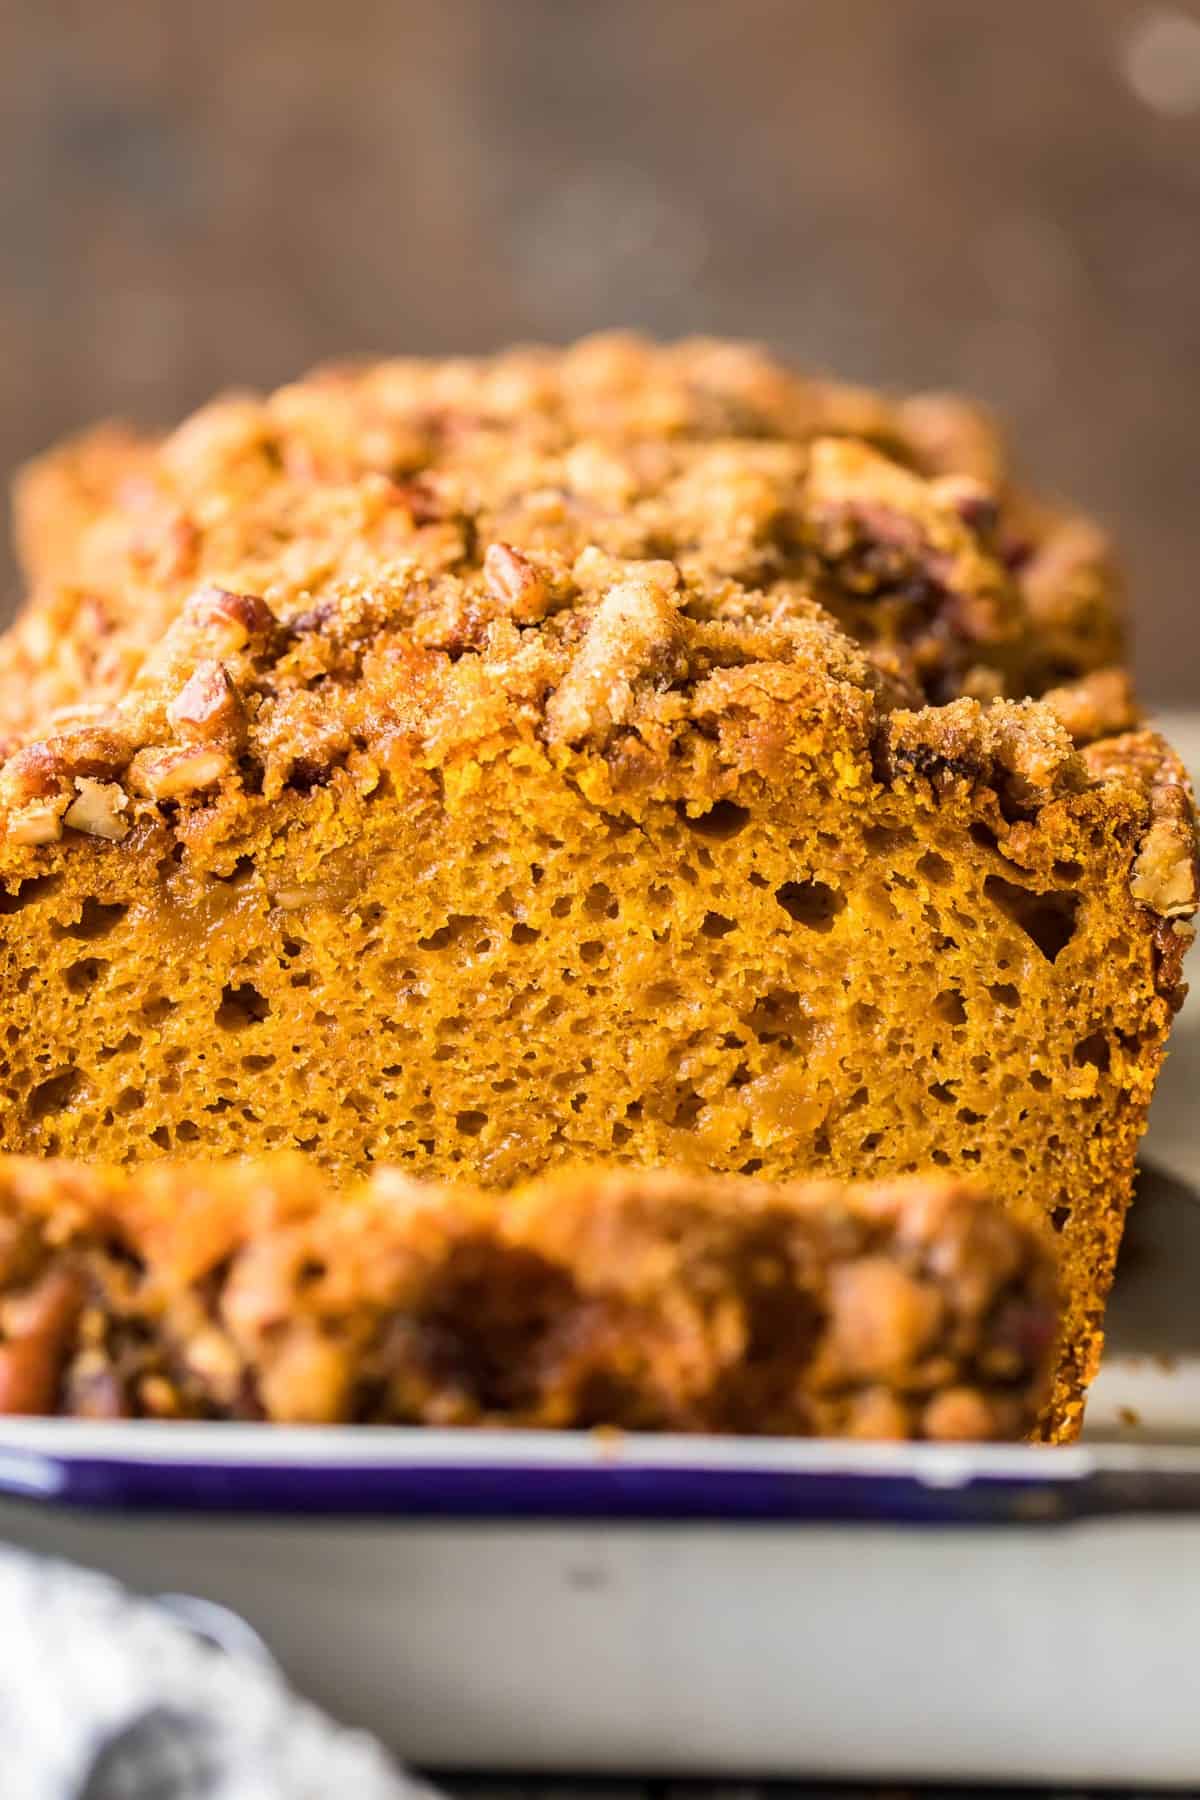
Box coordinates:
[0,333,1194,1443]
[6,333,1129,744]
[0,1160,1057,1439]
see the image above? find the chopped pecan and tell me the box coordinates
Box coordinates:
[128,744,233,800]
[0,744,73,844]
[0,1269,83,1415]
[63,776,130,841]
[5,799,68,846]
[1131,771,1199,919]
[545,565,687,747]
[483,543,549,623]
[167,660,247,746]
[1133,822,1198,918]
[0,742,70,804]
[804,439,1016,657]
[43,725,133,781]
[182,585,275,656]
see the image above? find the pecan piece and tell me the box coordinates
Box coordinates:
[546,564,687,748]
[1132,822,1198,918]
[0,1270,83,1415]
[5,801,68,846]
[0,743,69,804]
[1131,770,1199,919]
[128,744,233,800]
[483,543,549,623]
[0,744,72,844]
[43,725,133,781]
[167,660,247,747]
[182,585,275,656]
[63,776,130,841]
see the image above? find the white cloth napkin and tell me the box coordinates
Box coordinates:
[0,1547,429,1799]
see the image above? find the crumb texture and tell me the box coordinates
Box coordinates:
[0,1159,1057,1439]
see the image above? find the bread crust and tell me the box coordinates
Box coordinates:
[5,334,1128,750]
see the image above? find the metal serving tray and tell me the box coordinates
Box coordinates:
[0,719,1196,1785]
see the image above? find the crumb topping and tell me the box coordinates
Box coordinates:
[5,334,1129,737]
[0,334,1182,912]
[0,1158,1057,1438]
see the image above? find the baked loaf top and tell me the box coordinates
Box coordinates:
[7,333,1128,747]
[0,1158,1057,1438]
[0,335,1191,991]
[0,574,1190,999]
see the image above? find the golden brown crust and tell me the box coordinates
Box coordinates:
[0,1157,1057,1438]
[0,555,1185,955]
[3,334,1125,755]
[2,578,1180,936]
[1082,732,1199,1010]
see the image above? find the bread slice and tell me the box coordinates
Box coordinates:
[0,1157,1057,1438]
[0,542,1191,1438]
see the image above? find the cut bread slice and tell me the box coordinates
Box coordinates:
[0,554,1190,1439]
[0,1157,1057,1439]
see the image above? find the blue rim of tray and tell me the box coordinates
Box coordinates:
[0,1425,1198,1524]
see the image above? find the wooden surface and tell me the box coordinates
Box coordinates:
[2,0,1199,704]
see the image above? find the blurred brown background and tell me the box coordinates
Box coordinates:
[2,0,1198,696]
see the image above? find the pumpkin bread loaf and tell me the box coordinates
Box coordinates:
[0,338,1193,1440]
[0,1158,1057,1438]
